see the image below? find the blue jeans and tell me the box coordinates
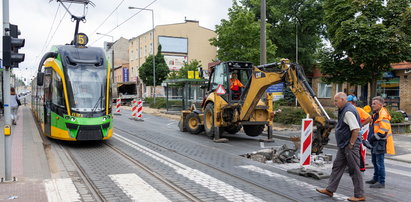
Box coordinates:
[372,153,385,184]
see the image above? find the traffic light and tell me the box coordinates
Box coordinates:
[2,24,25,67]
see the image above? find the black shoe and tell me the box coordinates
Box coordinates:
[12,120,16,125]
[370,182,385,188]
[365,179,377,184]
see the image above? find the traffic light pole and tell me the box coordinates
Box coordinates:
[2,0,13,182]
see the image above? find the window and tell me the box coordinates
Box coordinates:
[131,50,134,60]
[335,83,343,94]
[52,71,66,107]
[145,46,147,56]
[318,83,332,98]
[139,47,142,57]
[210,64,227,90]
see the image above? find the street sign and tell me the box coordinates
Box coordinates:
[266,83,283,93]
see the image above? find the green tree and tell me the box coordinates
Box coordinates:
[322,0,411,100]
[178,59,202,79]
[210,1,277,65]
[139,44,170,86]
[166,59,202,80]
[242,0,325,70]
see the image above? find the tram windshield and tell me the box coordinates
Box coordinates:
[67,65,107,112]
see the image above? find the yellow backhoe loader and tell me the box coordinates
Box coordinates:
[179,59,335,154]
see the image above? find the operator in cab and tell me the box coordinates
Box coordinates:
[230,72,244,100]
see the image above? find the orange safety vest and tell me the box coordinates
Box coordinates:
[230,79,243,91]
[356,107,371,124]
[373,107,395,155]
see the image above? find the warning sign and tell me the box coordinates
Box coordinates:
[216,85,226,95]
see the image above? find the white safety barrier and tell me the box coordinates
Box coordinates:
[300,117,313,166]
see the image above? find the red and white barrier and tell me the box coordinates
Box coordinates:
[360,123,370,171]
[300,118,313,166]
[114,98,121,115]
[131,100,137,118]
[136,99,143,121]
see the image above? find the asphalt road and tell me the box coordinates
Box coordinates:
[50,109,411,201]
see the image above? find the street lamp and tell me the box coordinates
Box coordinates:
[96,32,115,102]
[128,6,156,104]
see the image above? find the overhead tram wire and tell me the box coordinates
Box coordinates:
[89,0,126,39]
[90,0,158,46]
[36,3,72,67]
[37,4,61,61]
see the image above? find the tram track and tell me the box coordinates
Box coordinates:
[104,142,200,202]
[114,126,298,201]
[33,110,106,202]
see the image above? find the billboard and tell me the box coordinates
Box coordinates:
[164,55,188,71]
[159,36,188,53]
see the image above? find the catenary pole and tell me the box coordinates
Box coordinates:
[2,0,13,182]
[260,0,267,65]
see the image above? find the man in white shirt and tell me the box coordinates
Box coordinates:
[316,92,365,201]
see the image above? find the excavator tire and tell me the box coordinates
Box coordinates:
[185,113,204,134]
[243,125,264,137]
[204,103,215,138]
[178,119,187,132]
[224,124,242,134]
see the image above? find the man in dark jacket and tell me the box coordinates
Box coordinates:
[366,96,394,188]
[316,92,365,201]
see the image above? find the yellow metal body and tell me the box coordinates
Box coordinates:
[180,60,333,152]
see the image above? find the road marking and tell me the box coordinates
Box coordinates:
[109,173,171,202]
[44,178,81,202]
[239,165,349,201]
[386,167,411,178]
[167,121,176,126]
[114,133,265,202]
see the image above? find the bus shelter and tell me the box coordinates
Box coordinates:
[163,79,208,111]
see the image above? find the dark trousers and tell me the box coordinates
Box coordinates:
[371,153,385,184]
[327,144,364,197]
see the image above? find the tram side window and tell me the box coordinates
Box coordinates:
[52,71,66,107]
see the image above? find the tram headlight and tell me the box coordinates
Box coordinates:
[102,117,107,121]
[70,117,76,122]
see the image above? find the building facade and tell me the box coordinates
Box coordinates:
[312,62,411,114]
[129,19,217,98]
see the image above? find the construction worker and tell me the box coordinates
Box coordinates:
[366,96,395,188]
[230,73,244,100]
[347,95,372,171]
[316,92,365,201]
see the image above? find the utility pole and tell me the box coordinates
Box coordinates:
[2,0,12,182]
[129,7,155,104]
[260,0,267,65]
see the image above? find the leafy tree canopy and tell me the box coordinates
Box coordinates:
[210,1,277,65]
[139,44,170,86]
[241,0,325,70]
[321,0,411,98]
[166,59,202,80]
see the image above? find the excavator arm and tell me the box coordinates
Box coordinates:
[240,60,335,153]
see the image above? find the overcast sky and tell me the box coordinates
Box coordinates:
[1,0,233,85]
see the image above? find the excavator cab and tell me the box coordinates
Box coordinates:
[207,61,253,104]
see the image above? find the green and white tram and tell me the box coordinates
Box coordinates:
[32,35,113,141]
